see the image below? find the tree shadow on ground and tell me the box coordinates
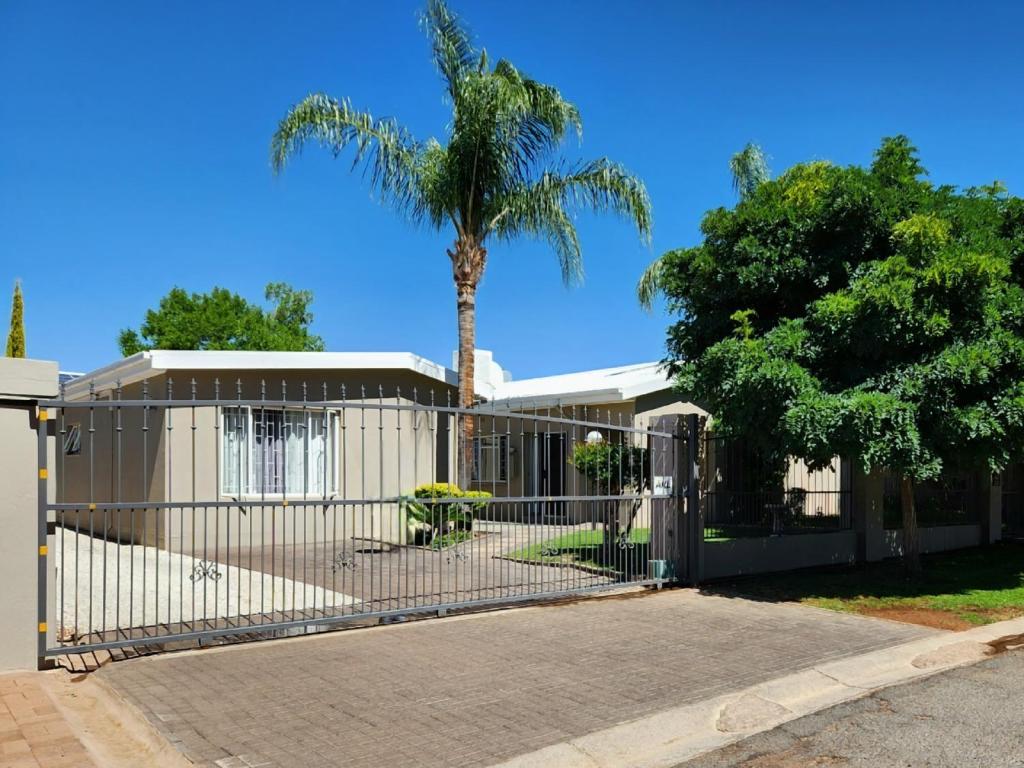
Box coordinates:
[698,541,1024,606]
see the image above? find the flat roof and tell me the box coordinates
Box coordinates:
[62,350,457,399]
[488,361,671,408]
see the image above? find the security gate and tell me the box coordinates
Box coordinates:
[38,382,693,656]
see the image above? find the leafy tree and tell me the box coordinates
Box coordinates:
[662,136,1024,573]
[637,143,769,310]
[271,0,651,486]
[118,282,325,356]
[5,280,25,358]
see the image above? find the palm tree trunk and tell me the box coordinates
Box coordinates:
[900,475,921,576]
[456,284,476,489]
[450,236,486,490]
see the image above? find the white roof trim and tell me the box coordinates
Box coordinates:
[487,362,672,410]
[62,350,457,400]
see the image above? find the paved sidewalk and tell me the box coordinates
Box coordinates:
[0,674,95,768]
[96,589,933,768]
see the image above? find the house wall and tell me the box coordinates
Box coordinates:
[56,369,457,548]
[56,380,166,545]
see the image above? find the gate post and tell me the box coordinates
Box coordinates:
[683,414,703,585]
[0,358,58,671]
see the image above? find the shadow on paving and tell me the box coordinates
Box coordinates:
[94,588,935,768]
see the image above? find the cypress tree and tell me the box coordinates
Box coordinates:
[5,280,25,358]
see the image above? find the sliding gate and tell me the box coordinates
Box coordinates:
[39,385,694,656]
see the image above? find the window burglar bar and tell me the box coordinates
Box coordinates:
[41,379,683,655]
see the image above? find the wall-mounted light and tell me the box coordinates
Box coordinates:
[586,430,604,445]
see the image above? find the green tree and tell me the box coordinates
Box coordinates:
[662,136,1024,573]
[5,280,25,358]
[118,282,325,356]
[271,0,651,486]
[637,143,769,310]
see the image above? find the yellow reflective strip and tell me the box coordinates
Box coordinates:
[281,500,289,507]
[88,503,96,511]
[38,623,47,633]
[38,408,48,421]
[38,469,48,480]
[38,545,47,557]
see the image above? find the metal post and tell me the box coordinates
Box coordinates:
[37,405,50,668]
[684,413,703,586]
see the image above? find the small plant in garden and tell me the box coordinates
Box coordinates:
[570,442,649,494]
[400,483,492,548]
[570,440,650,570]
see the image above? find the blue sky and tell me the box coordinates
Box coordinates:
[2,1,1023,377]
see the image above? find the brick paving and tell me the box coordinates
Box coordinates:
[0,674,95,768]
[96,589,936,768]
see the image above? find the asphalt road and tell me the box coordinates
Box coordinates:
[681,648,1024,768]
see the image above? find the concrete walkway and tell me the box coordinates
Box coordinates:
[94,589,934,768]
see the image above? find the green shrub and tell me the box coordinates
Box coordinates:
[570,442,650,493]
[400,484,492,545]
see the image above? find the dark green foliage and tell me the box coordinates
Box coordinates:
[5,280,25,358]
[664,136,1024,485]
[570,442,649,493]
[118,282,325,356]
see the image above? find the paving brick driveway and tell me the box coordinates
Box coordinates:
[97,590,935,768]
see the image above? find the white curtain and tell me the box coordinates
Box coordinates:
[307,412,335,495]
[221,408,248,494]
[283,411,307,494]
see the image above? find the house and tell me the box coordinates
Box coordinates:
[466,358,701,505]
[57,350,461,549]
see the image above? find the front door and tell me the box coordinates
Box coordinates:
[523,432,566,520]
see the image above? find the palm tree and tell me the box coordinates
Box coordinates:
[636,142,769,310]
[272,0,652,487]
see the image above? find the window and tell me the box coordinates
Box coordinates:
[472,435,508,483]
[221,407,338,496]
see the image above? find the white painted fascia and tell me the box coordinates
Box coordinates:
[62,350,458,401]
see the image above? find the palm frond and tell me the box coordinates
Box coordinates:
[486,159,652,285]
[492,60,582,147]
[271,94,423,213]
[421,0,476,101]
[636,256,665,311]
[730,142,770,200]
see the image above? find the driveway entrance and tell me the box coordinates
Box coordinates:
[97,589,934,768]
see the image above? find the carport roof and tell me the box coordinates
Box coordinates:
[61,350,458,399]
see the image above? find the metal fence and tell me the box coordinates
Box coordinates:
[1002,463,1024,538]
[701,435,852,539]
[41,380,685,655]
[882,473,981,529]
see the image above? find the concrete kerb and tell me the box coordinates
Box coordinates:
[492,616,1024,768]
[39,669,192,768]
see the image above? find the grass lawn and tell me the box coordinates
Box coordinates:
[704,541,1024,630]
[505,527,650,572]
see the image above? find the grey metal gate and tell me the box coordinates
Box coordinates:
[39,381,691,656]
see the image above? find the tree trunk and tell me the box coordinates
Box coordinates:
[900,475,922,576]
[450,236,487,490]
[456,285,476,490]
